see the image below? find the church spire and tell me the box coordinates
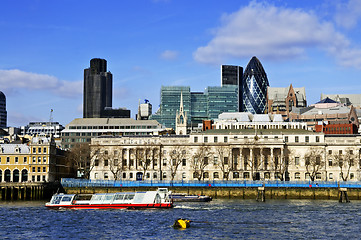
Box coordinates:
[176,91,187,135]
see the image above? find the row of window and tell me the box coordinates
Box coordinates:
[67,125,156,130]
[0,156,48,164]
[96,171,332,180]
[285,136,320,143]
[32,166,47,172]
[31,175,46,182]
[193,135,320,143]
[32,147,47,154]
[194,136,228,143]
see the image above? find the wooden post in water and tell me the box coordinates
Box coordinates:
[338,188,350,203]
[256,187,266,202]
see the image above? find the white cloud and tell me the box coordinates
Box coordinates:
[193,1,361,69]
[334,0,361,29]
[160,50,179,61]
[0,69,82,98]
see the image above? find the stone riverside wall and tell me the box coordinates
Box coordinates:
[64,187,361,200]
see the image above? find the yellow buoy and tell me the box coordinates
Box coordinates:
[173,219,191,229]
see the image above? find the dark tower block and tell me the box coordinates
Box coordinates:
[83,58,113,118]
[221,65,243,112]
[0,91,7,128]
[242,56,269,114]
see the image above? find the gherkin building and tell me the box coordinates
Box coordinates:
[242,56,269,114]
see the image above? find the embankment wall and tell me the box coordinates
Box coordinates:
[64,187,361,200]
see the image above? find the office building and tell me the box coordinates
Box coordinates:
[320,93,361,108]
[0,91,7,128]
[83,58,130,118]
[61,118,165,150]
[267,84,307,119]
[221,65,243,111]
[151,85,238,129]
[20,122,65,138]
[289,98,359,130]
[242,56,269,114]
[137,100,152,120]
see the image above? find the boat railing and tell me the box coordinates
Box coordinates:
[61,178,361,189]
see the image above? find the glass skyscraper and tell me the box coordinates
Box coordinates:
[206,86,238,119]
[151,86,191,129]
[221,65,243,112]
[151,85,238,129]
[242,56,269,114]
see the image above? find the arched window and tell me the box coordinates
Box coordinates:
[13,169,20,182]
[213,172,219,179]
[203,172,209,179]
[4,169,11,182]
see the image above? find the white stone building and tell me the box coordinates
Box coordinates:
[89,129,361,182]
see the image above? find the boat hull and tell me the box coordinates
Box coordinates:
[46,203,173,210]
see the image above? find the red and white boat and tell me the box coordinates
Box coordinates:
[45,188,173,209]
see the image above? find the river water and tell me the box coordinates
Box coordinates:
[0,199,360,239]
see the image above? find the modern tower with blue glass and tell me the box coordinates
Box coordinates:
[242,56,269,114]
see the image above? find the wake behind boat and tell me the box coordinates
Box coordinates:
[45,188,173,209]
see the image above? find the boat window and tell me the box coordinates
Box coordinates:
[104,195,114,201]
[124,194,135,200]
[114,194,125,200]
[61,196,72,202]
[92,195,104,201]
[52,196,62,204]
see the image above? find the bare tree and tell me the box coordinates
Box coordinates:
[333,148,355,181]
[135,145,154,180]
[244,147,264,180]
[167,145,188,181]
[66,143,99,179]
[191,144,212,181]
[107,147,126,180]
[304,147,325,182]
[215,144,233,180]
[271,147,292,181]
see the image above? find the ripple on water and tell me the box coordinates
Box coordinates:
[0,200,361,239]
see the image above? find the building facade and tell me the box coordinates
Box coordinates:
[83,58,112,118]
[242,56,269,114]
[83,58,130,118]
[267,84,307,119]
[89,130,361,182]
[320,93,361,108]
[0,136,71,182]
[61,118,165,150]
[0,91,7,129]
[290,98,359,131]
[150,85,238,129]
[221,65,243,111]
[20,122,65,138]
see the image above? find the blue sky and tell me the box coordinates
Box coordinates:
[2,0,361,127]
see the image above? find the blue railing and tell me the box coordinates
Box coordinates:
[61,178,361,189]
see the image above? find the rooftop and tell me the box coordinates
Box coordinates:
[198,128,319,135]
[66,118,162,127]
